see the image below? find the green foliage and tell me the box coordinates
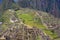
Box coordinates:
[1,24,8,31]
[0,10,14,34]
[0,17,4,22]
[0,9,58,40]
[15,10,58,39]
[43,29,58,39]
[0,10,10,23]
[16,10,46,29]
[37,36,41,40]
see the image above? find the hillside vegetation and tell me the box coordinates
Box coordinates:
[15,8,58,39]
[0,8,59,40]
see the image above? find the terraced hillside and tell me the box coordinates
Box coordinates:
[0,8,60,40]
[15,9,45,29]
[15,8,59,40]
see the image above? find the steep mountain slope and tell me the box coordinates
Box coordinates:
[16,0,60,17]
[0,0,60,40]
[1,0,60,17]
[0,7,60,40]
[15,8,60,40]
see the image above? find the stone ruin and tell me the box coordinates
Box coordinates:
[0,24,51,40]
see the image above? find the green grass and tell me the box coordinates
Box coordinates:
[16,10,46,29]
[43,30,58,39]
[0,10,11,23]
[0,8,58,40]
[37,35,41,40]
[0,9,58,40]
[1,24,8,31]
[15,10,58,39]
[54,38,60,40]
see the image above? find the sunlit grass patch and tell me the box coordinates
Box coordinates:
[1,24,8,31]
[43,30,58,39]
[16,10,58,39]
[16,10,46,29]
[37,35,41,40]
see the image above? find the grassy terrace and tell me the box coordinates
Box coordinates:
[43,30,58,39]
[15,9,58,39]
[16,10,46,29]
